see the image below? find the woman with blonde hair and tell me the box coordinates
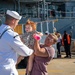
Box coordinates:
[30,33,58,75]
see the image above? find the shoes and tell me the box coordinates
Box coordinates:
[57,54,61,58]
[68,55,71,58]
[64,56,71,58]
[64,56,68,58]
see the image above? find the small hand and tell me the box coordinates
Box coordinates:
[25,71,31,75]
[33,33,41,40]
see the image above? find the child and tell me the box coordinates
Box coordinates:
[17,19,43,75]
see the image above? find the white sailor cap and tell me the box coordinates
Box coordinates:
[6,10,22,20]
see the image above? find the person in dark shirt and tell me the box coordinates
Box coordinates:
[50,9,55,17]
[62,31,71,58]
[55,32,62,58]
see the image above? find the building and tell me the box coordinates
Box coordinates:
[0,0,75,38]
[1,0,75,69]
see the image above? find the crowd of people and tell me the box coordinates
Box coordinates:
[0,10,72,75]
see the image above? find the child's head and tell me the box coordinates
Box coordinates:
[25,19,37,32]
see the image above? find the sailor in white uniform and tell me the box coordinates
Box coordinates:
[0,10,33,75]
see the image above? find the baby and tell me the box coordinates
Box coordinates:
[17,19,43,75]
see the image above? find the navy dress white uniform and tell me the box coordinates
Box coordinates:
[0,10,33,75]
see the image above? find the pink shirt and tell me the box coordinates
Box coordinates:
[31,46,55,75]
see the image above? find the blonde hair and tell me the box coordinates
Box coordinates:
[50,33,58,43]
[25,19,37,31]
[57,33,61,38]
[55,32,61,38]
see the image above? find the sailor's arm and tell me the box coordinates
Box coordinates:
[5,33,33,56]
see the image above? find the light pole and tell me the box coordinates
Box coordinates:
[43,0,45,20]
[70,26,73,38]
[18,0,20,13]
[52,19,58,58]
[40,22,43,33]
[46,22,49,32]
[52,19,58,33]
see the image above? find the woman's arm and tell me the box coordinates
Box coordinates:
[34,40,49,57]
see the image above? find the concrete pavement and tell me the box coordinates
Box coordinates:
[47,57,75,75]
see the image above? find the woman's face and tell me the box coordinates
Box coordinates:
[45,34,54,46]
[25,25,33,32]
